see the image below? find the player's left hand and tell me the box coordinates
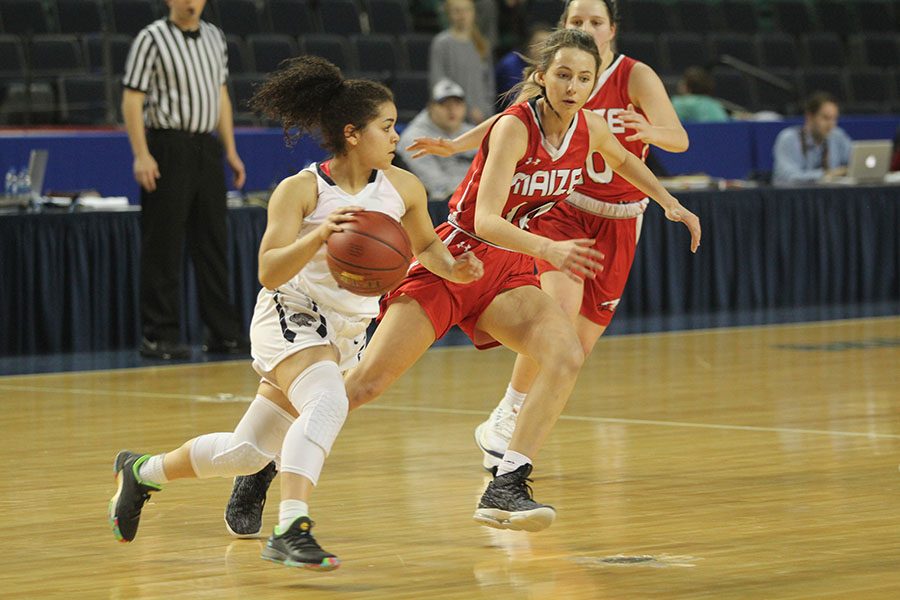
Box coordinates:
[664,201,702,253]
[227,152,246,189]
[450,251,484,283]
[620,104,655,144]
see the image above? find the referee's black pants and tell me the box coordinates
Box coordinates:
[140,129,242,344]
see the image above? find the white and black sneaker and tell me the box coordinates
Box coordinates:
[473,464,555,532]
[474,402,519,472]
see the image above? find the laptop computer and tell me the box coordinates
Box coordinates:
[832,140,892,184]
[0,149,49,208]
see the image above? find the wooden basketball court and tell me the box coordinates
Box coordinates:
[1,316,898,598]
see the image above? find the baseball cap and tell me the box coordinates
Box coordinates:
[432,79,465,103]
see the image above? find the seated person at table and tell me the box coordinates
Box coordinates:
[671,67,729,123]
[772,92,851,185]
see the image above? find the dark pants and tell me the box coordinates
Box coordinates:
[140,129,242,344]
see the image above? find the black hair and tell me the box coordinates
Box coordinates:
[804,91,838,115]
[250,56,393,155]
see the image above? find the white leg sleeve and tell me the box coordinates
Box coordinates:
[280,361,348,486]
[189,395,294,479]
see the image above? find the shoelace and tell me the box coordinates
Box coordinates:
[493,405,519,440]
[282,526,320,552]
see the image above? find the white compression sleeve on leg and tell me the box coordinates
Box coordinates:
[280,361,348,486]
[189,395,294,479]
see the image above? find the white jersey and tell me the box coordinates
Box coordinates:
[277,161,407,319]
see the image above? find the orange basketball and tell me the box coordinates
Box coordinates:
[326,211,412,297]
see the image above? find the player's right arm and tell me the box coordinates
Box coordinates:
[473,117,604,281]
[405,114,501,158]
[257,171,360,289]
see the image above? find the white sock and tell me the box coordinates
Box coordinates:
[138,454,168,485]
[278,499,309,532]
[496,450,531,476]
[502,384,527,411]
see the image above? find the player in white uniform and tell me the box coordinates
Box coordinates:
[108,57,483,571]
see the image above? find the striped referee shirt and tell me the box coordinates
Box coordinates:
[122,19,228,134]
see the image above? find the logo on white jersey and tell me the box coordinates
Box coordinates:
[510,168,584,198]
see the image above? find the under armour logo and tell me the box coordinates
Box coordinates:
[456,241,472,252]
[524,157,542,166]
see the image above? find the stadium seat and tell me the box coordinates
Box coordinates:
[30,35,86,77]
[391,71,429,122]
[720,0,760,34]
[300,34,354,71]
[0,34,25,78]
[770,0,818,35]
[111,0,158,36]
[0,0,51,34]
[59,74,110,124]
[225,34,249,74]
[854,1,895,33]
[57,0,106,35]
[675,1,724,35]
[528,0,564,27]
[755,32,799,70]
[266,0,319,36]
[816,1,857,37]
[848,33,899,69]
[247,34,298,73]
[318,0,362,36]
[621,0,676,35]
[350,34,400,80]
[366,0,413,36]
[800,33,845,69]
[798,67,846,101]
[658,33,708,76]
[83,34,133,75]
[229,72,265,113]
[844,68,891,114]
[616,33,662,70]
[398,33,432,73]
[215,0,263,38]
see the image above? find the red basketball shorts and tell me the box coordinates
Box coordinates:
[380,222,539,349]
[529,198,644,327]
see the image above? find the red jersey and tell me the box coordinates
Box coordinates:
[578,54,648,203]
[447,99,591,240]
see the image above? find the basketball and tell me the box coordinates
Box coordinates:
[326,211,413,297]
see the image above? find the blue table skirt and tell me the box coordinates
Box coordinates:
[1,185,898,356]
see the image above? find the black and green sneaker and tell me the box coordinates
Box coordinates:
[225,461,277,538]
[473,463,556,532]
[108,450,161,542]
[261,516,340,571]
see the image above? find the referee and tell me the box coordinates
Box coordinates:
[122,0,247,359]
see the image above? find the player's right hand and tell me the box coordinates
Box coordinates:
[406,137,458,159]
[543,238,605,282]
[133,153,160,192]
[317,205,363,242]
[450,251,484,284]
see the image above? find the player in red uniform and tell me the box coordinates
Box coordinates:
[224,27,699,536]
[408,0,698,471]
[341,27,698,532]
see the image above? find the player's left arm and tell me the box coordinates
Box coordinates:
[388,168,483,284]
[587,112,701,253]
[620,62,689,152]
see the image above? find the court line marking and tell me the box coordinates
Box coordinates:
[2,382,898,440]
[2,314,898,381]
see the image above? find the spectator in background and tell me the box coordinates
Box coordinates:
[122,0,248,359]
[891,124,900,172]
[671,67,729,123]
[398,79,476,207]
[494,23,552,110]
[772,91,852,185]
[429,0,496,123]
